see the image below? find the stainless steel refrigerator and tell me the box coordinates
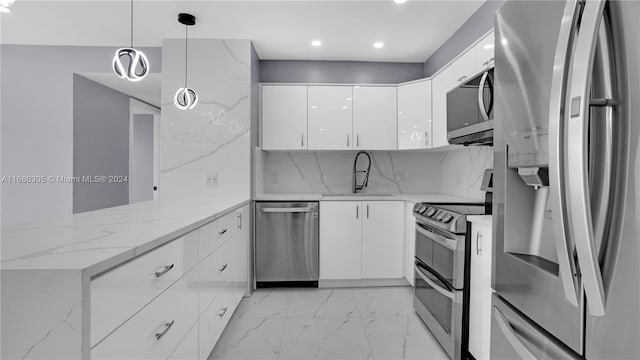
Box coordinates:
[492,0,640,358]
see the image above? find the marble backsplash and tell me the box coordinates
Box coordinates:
[160,39,252,200]
[262,146,493,201]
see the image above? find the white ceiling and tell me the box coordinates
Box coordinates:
[1,0,485,62]
[80,72,162,107]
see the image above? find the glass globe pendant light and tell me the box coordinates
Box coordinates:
[112,0,149,82]
[174,13,198,110]
[0,0,15,13]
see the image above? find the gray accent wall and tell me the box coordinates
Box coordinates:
[260,60,424,84]
[1,45,161,226]
[423,0,506,77]
[72,75,130,214]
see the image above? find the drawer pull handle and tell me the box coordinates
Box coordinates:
[457,75,468,83]
[218,264,228,272]
[155,320,175,340]
[217,307,228,317]
[154,264,174,278]
[218,228,228,235]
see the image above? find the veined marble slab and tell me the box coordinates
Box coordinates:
[254,192,480,204]
[1,194,249,276]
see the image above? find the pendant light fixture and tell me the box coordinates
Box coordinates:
[112,0,149,82]
[174,13,198,110]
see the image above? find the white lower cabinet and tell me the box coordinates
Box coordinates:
[361,201,404,279]
[468,220,493,360]
[91,275,199,359]
[320,201,404,280]
[91,205,249,360]
[319,201,363,280]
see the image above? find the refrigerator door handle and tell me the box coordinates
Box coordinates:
[565,0,607,317]
[547,0,582,307]
[493,307,537,360]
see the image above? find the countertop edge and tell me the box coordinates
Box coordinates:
[467,215,493,227]
[85,199,250,279]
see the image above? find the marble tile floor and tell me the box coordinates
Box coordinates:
[209,286,449,360]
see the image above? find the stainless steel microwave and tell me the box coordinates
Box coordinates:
[446,67,494,145]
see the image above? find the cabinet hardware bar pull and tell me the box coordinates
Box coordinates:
[457,75,468,82]
[218,264,228,272]
[347,134,350,147]
[301,133,304,147]
[217,307,228,317]
[155,320,175,340]
[425,131,429,146]
[218,228,228,235]
[154,264,174,278]
[357,134,360,147]
[366,204,370,218]
[356,205,359,219]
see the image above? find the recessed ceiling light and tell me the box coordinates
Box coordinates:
[311,39,322,47]
[394,0,407,4]
[373,41,385,49]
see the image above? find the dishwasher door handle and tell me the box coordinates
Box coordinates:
[261,207,314,213]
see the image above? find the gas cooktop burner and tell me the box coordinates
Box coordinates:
[413,202,486,234]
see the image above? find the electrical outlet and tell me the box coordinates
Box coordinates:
[206,173,218,187]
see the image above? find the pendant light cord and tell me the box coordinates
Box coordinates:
[130,0,134,48]
[184,25,189,88]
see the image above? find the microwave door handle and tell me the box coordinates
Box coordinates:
[477,71,490,121]
[547,0,582,308]
[414,264,454,300]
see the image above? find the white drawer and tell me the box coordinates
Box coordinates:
[196,234,244,315]
[91,271,199,360]
[167,320,199,360]
[91,232,198,347]
[198,211,240,262]
[198,289,245,359]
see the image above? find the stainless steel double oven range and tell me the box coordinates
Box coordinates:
[413,202,486,360]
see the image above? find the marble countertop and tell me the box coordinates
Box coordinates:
[1,194,250,277]
[467,215,493,227]
[254,192,482,204]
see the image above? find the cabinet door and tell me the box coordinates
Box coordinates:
[397,80,432,150]
[308,86,353,150]
[353,86,397,150]
[473,31,495,73]
[261,85,308,150]
[468,223,493,360]
[320,201,362,280]
[362,201,404,279]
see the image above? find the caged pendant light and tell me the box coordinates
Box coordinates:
[174,13,198,111]
[112,0,149,82]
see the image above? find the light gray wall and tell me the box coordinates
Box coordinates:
[1,45,161,226]
[423,0,506,77]
[131,114,154,203]
[72,75,130,213]
[260,60,424,84]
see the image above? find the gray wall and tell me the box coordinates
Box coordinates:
[423,0,506,76]
[1,45,161,226]
[260,60,424,84]
[72,75,130,213]
[131,114,154,203]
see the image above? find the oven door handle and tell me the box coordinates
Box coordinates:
[414,264,455,300]
[416,225,457,251]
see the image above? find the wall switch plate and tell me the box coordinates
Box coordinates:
[206,173,218,187]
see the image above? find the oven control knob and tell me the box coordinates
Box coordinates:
[425,207,436,217]
[435,211,445,221]
[442,214,454,223]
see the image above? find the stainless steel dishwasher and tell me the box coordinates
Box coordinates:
[255,202,319,288]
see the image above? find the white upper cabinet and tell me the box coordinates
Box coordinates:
[308,86,354,150]
[397,80,432,150]
[473,31,495,73]
[353,86,398,150]
[261,85,308,150]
